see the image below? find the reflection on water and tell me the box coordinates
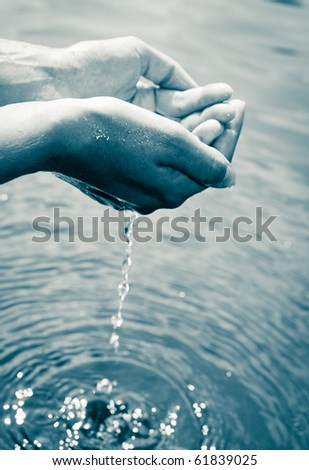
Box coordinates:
[0,0,309,450]
[270,0,302,6]
[272,46,297,56]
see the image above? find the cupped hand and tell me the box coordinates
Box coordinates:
[49,36,245,212]
[58,37,222,99]
[53,97,245,214]
[55,37,234,124]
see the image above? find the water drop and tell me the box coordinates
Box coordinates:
[202,425,209,436]
[15,408,26,425]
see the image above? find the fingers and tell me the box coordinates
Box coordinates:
[163,128,236,189]
[154,168,206,210]
[132,37,198,90]
[192,119,224,145]
[128,167,206,213]
[155,83,233,118]
[119,174,204,214]
[131,82,156,111]
[213,99,246,162]
[181,102,236,131]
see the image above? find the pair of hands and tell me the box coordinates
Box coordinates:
[4,36,245,213]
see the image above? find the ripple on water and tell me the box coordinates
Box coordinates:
[0,0,308,452]
[0,359,203,450]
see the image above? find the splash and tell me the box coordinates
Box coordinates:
[50,377,182,450]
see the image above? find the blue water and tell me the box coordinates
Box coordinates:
[0,0,308,450]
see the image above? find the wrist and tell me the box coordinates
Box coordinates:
[0,39,64,105]
[0,101,64,183]
[48,97,112,177]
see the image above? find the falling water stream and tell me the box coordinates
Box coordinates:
[18,175,208,449]
[1,205,206,450]
[110,211,138,352]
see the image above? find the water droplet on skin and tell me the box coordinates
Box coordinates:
[226,371,232,378]
[187,384,195,391]
[94,129,110,142]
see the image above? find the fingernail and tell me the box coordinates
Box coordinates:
[212,164,236,188]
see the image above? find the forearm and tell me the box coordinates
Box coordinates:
[0,101,60,183]
[0,38,63,105]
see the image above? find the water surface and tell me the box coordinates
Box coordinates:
[0,0,308,449]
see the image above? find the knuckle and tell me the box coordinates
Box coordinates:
[169,121,189,144]
[126,35,144,50]
[157,124,189,162]
[174,92,187,115]
[161,60,178,86]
